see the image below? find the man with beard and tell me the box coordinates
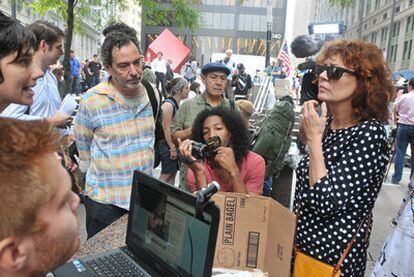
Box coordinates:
[0,118,80,277]
[74,23,154,238]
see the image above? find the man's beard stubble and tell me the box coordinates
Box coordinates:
[31,226,80,276]
[112,72,141,90]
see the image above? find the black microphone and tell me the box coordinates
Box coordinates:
[196,181,220,203]
[298,60,316,71]
[290,35,324,58]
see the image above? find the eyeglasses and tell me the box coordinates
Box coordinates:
[314,64,356,80]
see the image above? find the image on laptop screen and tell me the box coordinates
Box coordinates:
[131,183,213,276]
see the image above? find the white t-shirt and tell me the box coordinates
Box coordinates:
[151,58,167,74]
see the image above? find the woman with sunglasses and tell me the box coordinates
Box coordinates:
[294,40,393,276]
[0,11,43,112]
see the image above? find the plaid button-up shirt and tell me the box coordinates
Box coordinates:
[74,80,154,209]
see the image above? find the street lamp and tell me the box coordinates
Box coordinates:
[265,0,273,68]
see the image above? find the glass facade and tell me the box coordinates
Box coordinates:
[142,0,287,66]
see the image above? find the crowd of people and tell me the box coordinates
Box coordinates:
[1,10,413,277]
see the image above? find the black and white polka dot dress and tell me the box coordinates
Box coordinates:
[294,120,389,276]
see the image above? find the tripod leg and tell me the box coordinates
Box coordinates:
[383,137,396,184]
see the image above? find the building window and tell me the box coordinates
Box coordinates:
[406,15,414,33]
[375,0,380,9]
[373,18,377,25]
[238,14,266,32]
[395,5,400,13]
[410,0,414,6]
[381,27,388,42]
[371,31,378,44]
[365,0,371,16]
[383,12,388,19]
[362,35,369,41]
[390,44,398,63]
[392,21,400,38]
[402,39,412,61]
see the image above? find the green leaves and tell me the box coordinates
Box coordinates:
[328,0,354,7]
[31,0,200,32]
[140,0,200,31]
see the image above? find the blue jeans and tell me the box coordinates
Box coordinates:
[71,76,81,95]
[90,76,100,87]
[392,124,414,183]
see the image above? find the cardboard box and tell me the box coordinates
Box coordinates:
[211,193,296,277]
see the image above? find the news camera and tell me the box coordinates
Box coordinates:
[291,23,346,104]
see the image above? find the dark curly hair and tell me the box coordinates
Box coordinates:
[191,107,250,164]
[316,39,393,123]
[101,22,140,66]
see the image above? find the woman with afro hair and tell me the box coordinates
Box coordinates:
[178,107,265,194]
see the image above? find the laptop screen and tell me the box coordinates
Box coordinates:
[129,179,214,276]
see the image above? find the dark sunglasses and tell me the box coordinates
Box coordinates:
[314,64,356,80]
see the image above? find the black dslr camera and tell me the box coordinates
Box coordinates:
[191,136,221,160]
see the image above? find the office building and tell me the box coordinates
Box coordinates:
[311,0,414,75]
[141,0,288,66]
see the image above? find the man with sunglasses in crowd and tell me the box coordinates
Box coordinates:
[1,21,71,127]
[74,23,155,238]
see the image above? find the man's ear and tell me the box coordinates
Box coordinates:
[0,237,29,273]
[201,74,206,85]
[105,64,112,76]
[38,40,48,52]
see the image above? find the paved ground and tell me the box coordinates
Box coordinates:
[76,157,411,276]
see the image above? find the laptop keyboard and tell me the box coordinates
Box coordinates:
[86,252,151,277]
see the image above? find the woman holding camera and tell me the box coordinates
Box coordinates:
[178,107,265,194]
[294,40,393,276]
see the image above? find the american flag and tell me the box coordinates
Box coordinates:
[277,41,292,77]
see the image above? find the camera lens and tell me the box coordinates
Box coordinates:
[191,142,209,160]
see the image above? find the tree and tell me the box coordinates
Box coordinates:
[328,0,354,7]
[30,0,200,95]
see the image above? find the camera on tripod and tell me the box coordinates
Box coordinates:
[191,136,221,160]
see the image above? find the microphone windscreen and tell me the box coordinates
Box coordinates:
[291,35,324,58]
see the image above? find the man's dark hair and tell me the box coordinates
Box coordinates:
[29,20,64,51]
[93,54,98,58]
[191,107,250,164]
[409,78,414,88]
[70,50,74,53]
[101,22,140,66]
[0,11,36,84]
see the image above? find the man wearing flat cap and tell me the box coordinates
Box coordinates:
[171,62,237,191]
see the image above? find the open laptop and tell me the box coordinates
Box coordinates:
[53,170,220,277]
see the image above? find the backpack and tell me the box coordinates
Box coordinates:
[142,80,163,168]
[250,101,295,178]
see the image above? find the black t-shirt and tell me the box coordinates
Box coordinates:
[89,61,102,77]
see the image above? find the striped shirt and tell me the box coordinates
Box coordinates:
[74,80,154,209]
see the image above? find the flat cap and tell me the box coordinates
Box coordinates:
[201,62,230,76]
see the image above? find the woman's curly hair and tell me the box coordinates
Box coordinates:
[316,39,393,123]
[191,107,250,164]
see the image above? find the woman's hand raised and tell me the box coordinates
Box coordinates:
[301,100,328,145]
